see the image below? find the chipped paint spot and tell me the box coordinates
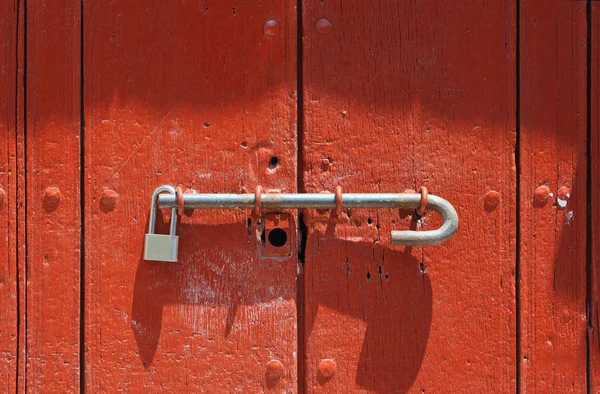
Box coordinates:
[557,198,568,208]
[566,211,574,225]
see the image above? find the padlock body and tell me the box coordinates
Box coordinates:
[144,234,179,262]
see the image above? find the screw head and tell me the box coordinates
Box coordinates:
[534,185,550,203]
[316,18,332,33]
[263,19,279,36]
[318,359,336,379]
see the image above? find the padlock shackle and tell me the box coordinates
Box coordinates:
[148,185,177,236]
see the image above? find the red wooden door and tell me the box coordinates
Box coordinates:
[1,0,599,392]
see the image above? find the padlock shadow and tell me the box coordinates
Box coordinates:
[131,213,297,368]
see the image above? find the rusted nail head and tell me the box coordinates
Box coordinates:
[321,158,330,166]
[318,359,336,379]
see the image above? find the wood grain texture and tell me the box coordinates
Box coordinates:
[26,0,81,390]
[83,1,298,391]
[0,1,20,391]
[519,0,588,392]
[301,1,516,392]
[590,2,600,390]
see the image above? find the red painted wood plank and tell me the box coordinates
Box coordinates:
[519,0,588,391]
[0,1,21,391]
[16,2,25,391]
[301,1,516,392]
[26,0,81,389]
[83,1,298,391]
[590,2,600,390]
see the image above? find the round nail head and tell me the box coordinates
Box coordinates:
[44,186,61,204]
[100,188,119,208]
[263,19,279,36]
[534,185,550,203]
[557,187,571,200]
[557,186,571,209]
[266,359,284,380]
[318,359,336,379]
[485,190,500,208]
[316,18,332,33]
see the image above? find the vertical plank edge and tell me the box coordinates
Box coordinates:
[0,1,22,392]
[590,2,600,391]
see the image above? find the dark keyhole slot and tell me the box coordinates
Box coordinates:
[268,228,288,248]
[268,156,279,170]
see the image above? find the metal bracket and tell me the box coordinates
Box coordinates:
[262,212,293,258]
[155,186,458,247]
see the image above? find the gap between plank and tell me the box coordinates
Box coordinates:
[296,0,306,392]
[515,0,522,392]
[586,1,593,393]
[15,0,24,392]
[79,0,85,391]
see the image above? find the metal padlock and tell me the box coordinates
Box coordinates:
[144,185,179,262]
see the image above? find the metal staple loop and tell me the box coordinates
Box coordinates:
[176,186,185,214]
[254,185,262,217]
[156,186,459,246]
[335,185,343,215]
[417,186,428,217]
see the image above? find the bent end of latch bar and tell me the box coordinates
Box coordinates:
[390,194,458,246]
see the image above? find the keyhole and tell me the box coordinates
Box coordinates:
[268,228,288,247]
[268,156,279,170]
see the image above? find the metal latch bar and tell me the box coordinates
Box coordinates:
[157,190,458,246]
